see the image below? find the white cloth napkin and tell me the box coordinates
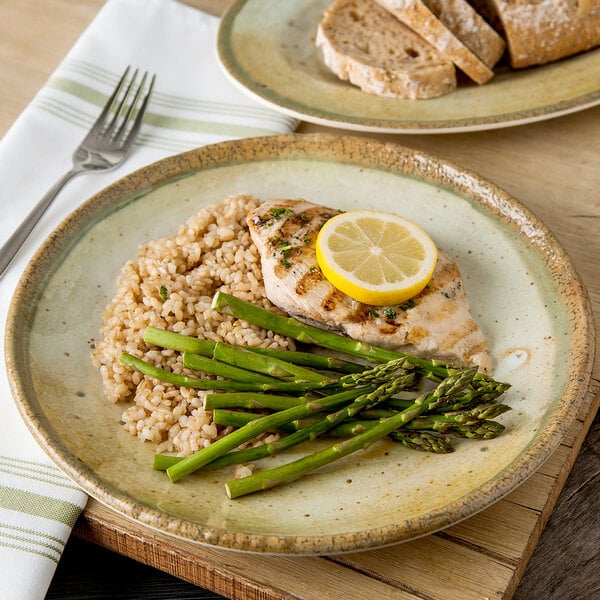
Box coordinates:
[0,1,297,597]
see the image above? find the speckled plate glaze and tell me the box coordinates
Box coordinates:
[6,134,595,555]
[217,0,600,133]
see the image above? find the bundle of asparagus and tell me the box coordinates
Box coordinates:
[120,291,511,499]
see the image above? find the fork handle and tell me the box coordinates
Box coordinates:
[0,167,82,279]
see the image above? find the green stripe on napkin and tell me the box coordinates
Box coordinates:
[0,485,81,527]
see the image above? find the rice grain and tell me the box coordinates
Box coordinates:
[92,195,292,456]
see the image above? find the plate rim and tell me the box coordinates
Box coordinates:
[217,0,600,134]
[5,132,596,554]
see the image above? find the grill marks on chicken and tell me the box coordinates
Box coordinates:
[247,198,493,373]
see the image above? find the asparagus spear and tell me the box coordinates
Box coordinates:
[212,341,328,382]
[211,409,324,433]
[224,369,475,498]
[153,454,182,470]
[122,349,416,395]
[335,356,416,388]
[154,437,310,471]
[181,351,277,383]
[154,442,283,471]
[212,409,322,432]
[144,326,215,356]
[166,358,413,482]
[295,400,510,439]
[248,346,365,373]
[212,401,508,440]
[389,431,454,453]
[444,420,505,439]
[405,403,511,432]
[211,292,502,386]
[461,402,513,420]
[384,382,510,413]
[120,353,333,392]
[212,291,424,366]
[212,409,268,429]
[203,392,309,411]
[155,418,342,472]
[429,381,511,411]
[146,326,335,381]
[145,326,365,373]
[329,416,506,441]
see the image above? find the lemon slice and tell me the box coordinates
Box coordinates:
[315,210,438,306]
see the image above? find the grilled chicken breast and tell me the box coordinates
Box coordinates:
[247,198,493,373]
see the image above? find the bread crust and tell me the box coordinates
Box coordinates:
[471,0,600,68]
[374,0,501,84]
[424,0,505,68]
[316,0,457,99]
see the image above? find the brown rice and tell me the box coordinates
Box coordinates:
[91,194,293,456]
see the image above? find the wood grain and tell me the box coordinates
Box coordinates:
[514,414,600,599]
[1,1,598,599]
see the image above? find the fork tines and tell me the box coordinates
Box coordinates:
[90,66,156,149]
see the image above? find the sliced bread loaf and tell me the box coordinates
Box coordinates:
[470,0,600,68]
[374,0,503,84]
[424,0,505,68]
[315,0,457,99]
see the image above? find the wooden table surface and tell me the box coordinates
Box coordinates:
[1,1,599,599]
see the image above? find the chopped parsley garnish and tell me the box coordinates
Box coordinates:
[270,207,293,220]
[399,299,417,311]
[384,307,397,319]
[159,286,168,302]
[370,302,415,319]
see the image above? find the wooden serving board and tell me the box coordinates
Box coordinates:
[72,380,599,600]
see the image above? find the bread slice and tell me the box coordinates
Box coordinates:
[315,0,456,99]
[470,0,600,68]
[374,0,504,84]
[424,0,505,68]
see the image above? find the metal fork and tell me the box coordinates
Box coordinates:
[0,66,156,279]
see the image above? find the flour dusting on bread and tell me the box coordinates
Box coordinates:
[470,0,600,68]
